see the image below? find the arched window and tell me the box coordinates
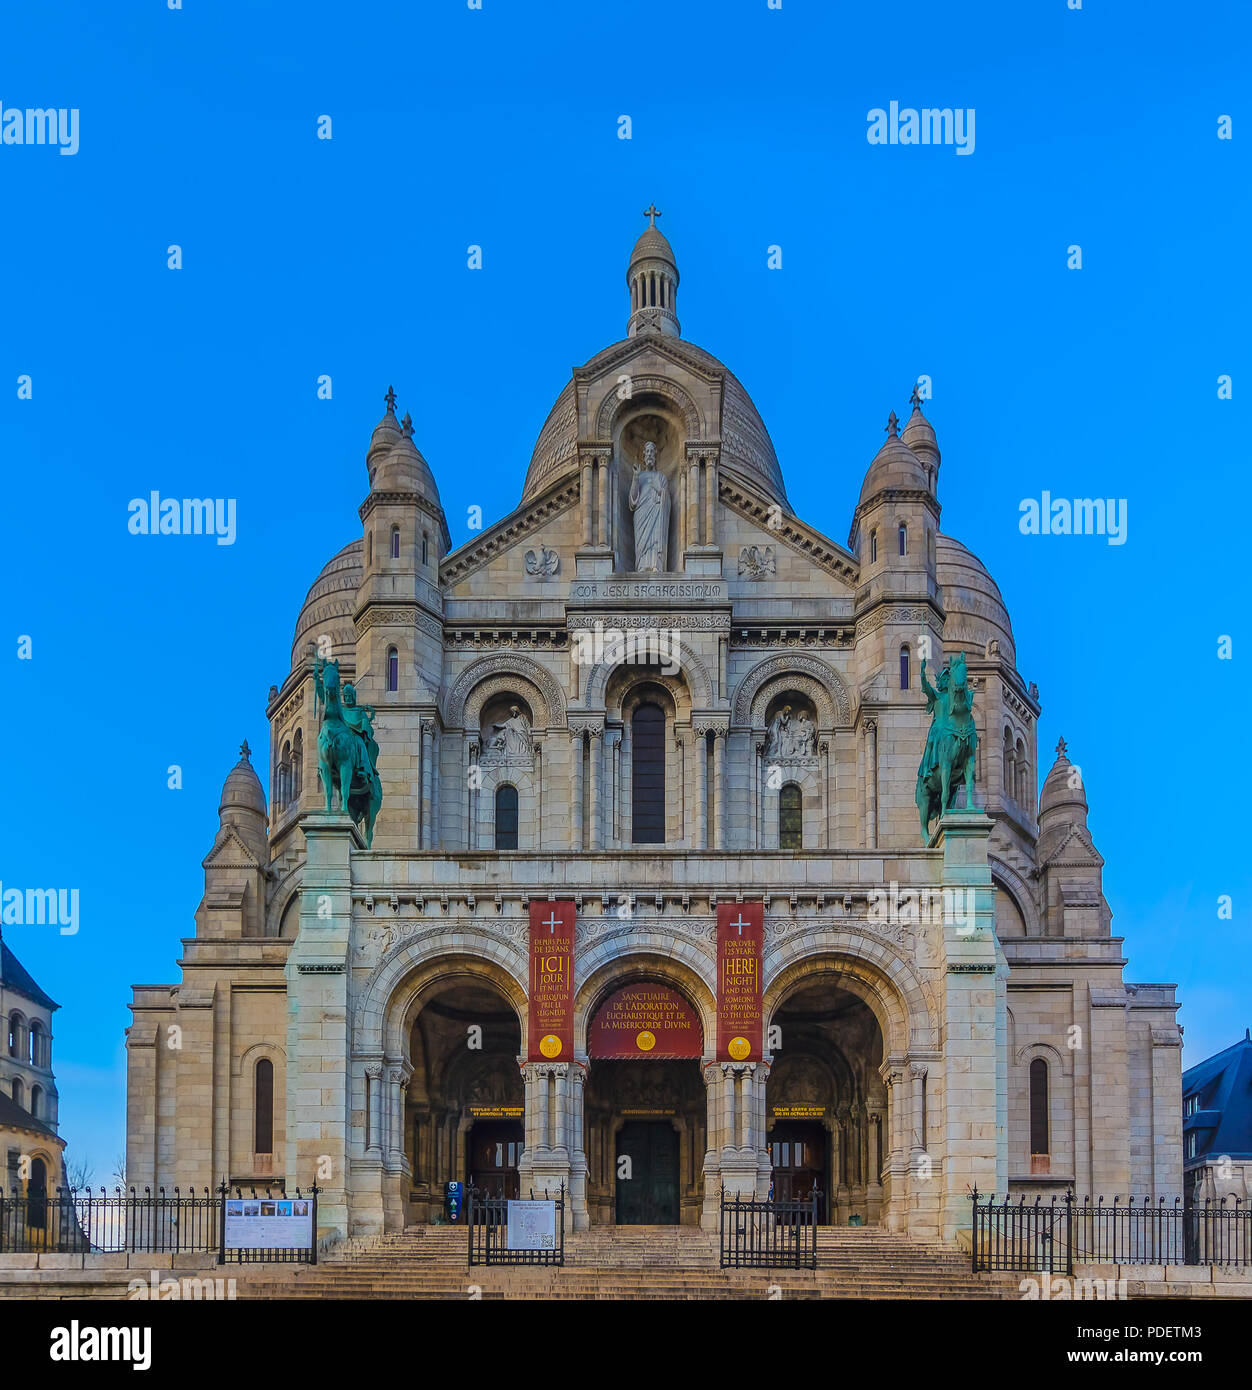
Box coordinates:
[779,783,803,849]
[28,1021,42,1069]
[292,730,303,799]
[28,1157,47,1229]
[899,645,910,690]
[255,1059,274,1154]
[422,532,429,566]
[387,647,399,693]
[7,1013,21,1059]
[12,1078,23,1107]
[898,522,907,556]
[30,1085,41,1119]
[390,525,401,559]
[1029,1058,1049,1157]
[1003,728,1016,800]
[495,784,519,850]
[631,703,666,844]
[278,741,292,809]
[367,530,373,567]
[869,530,877,563]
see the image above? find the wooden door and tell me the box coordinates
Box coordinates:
[468,1122,524,1198]
[616,1121,680,1224]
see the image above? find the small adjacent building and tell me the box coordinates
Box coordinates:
[1183,1031,1252,1205]
[1,930,65,1203]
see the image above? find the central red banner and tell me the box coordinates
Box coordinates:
[528,900,576,1061]
[717,902,764,1061]
[588,983,702,1059]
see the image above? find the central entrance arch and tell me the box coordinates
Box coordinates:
[583,979,706,1225]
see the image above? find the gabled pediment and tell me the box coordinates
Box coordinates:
[1037,822,1104,870]
[202,826,263,872]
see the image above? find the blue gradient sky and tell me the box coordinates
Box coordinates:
[1,0,1247,1181]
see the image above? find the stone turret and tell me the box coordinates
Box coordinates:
[627,205,680,338]
[1036,737,1110,938]
[198,741,269,938]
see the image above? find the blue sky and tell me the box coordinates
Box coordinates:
[1,0,1247,1182]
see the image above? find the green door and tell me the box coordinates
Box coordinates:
[616,1121,680,1224]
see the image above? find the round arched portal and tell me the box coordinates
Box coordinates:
[766,981,887,1226]
[404,976,524,1220]
[582,974,707,1227]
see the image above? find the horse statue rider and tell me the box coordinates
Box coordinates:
[915,650,979,842]
[313,654,383,847]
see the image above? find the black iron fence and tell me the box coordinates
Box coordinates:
[720,1186,819,1269]
[0,1181,317,1264]
[971,1190,1252,1274]
[467,1184,564,1266]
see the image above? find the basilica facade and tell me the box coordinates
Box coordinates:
[125,215,1182,1246]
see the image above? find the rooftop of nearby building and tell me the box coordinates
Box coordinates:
[1183,1030,1252,1164]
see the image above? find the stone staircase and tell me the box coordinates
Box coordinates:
[235,1224,1022,1300]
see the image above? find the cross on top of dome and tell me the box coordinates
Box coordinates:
[642,203,662,228]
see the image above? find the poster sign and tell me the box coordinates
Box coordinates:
[588,983,702,1059]
[223,1198,313,1251]
[507,1199,556,1251]
[717,902,763,1062]
[528,900,575,1061]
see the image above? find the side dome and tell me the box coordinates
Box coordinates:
[936,534,1016,667]
[520,341,788,507]
[857,434,930,508]
[219,742,267,820]
[1039,736,1088,822]
[290,539,363,670]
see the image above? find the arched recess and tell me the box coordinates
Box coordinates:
[358,930,530,1061]
[574,949,717,1057]
[762,942,934,1059]
[990,860,1042,938]
[733,653,852,729]
[592,370,704,441]
[442,653,567,732]
[581,639,714,713]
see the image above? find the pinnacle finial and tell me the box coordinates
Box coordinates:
[401,411,413,437]
[642,203,662,229]
[384,385,397,413]
[1055,736,1067,757]
[910,383,923,411]
[239,739,252,760]
[885,411,900,438]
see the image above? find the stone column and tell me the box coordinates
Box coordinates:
[366,1064,382,1151]
[580,459,593,545]
[534,741,544,852]
[588,727,602,850]
[466,736,480,850]
[753,740,764,849]
[569,730,584,849]
[695,728,708,849]
[704,458,717,546]
[687,459,701,546]
[596,455,609,547]
[568,1063,589,1230]
[909,1064,927,1164]
[864,719,878,850]
[420,719,434,850]
[674,734,685,843]
[701,1062,722,1228]
[713,729,726,850]
[820,740,831,849]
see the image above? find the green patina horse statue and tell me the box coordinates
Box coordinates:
[314,656,382,847]
[915,650,978,842]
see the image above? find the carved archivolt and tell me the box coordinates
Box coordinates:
[593,372,704,440]
[441,652,567,731]
[733,652,852,728]
[581,641,714,712]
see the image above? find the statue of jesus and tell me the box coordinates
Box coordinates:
[628,441,671,572]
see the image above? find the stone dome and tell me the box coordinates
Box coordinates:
[520,338,788,507]
[936,534,1016,667]
[901,402,939,468]
[290,539,362,670]
[1039,737,1089,821]
[629,224,676,270]
[219,743,267,820]
[373,426,440,500]
[857,432,930,508]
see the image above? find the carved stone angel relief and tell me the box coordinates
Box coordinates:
[765,704,817,760]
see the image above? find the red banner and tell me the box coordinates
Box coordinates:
[717,902,763,1061]
[588,983,702,1059]
[528,900,575,1061]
